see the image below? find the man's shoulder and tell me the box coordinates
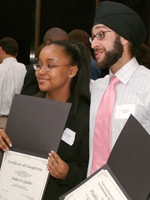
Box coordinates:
[17,62,26,67]
[139,65,150,74]
[136,65,150,82]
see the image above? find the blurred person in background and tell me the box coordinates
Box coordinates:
[69,29,102,80]
[0,37,26,128]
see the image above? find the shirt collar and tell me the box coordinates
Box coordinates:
[110,57,139,85]
[2,57,17,63]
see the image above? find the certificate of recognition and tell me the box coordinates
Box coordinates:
[0,151,49,200]
[64,169,127,200]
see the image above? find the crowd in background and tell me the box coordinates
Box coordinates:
[0,1,150,200]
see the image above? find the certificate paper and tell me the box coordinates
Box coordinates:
[60,115,150,200]
[0,151,49,200]
[64,169,127,200]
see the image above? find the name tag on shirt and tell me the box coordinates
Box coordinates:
[115,104,136,119]
[61,128,76,146]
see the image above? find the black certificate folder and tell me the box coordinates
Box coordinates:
[59,115,150,200]
[107,115,150,200]
[5,94,71,158]
[0,94,71,200]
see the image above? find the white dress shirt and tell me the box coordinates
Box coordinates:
[87,57,150,176]
[0,57,26,116]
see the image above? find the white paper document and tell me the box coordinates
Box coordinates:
[0,151,49,200]
[64,169,128,200]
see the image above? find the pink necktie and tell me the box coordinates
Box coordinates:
[90,76,120,175]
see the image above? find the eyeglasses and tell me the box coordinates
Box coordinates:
[89,31,112,44]
[33,63,71,72]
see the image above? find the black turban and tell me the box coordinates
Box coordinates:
[94,1,147,46]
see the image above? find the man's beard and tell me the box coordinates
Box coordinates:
[96,36,123,69]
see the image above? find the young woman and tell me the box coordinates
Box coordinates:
[0,40,91,199]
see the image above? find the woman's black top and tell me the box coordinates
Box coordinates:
[37,94,90,200]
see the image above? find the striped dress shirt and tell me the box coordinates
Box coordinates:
[87,57,150,176]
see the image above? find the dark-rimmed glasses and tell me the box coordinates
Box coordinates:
[89,31,112,44]
[33,63,72,72]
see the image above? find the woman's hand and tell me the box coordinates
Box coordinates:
[47,151,69,180]
[0,129,12,151]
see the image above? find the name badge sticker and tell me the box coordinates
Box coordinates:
[61,128,76,146]
[115,104,136,119]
